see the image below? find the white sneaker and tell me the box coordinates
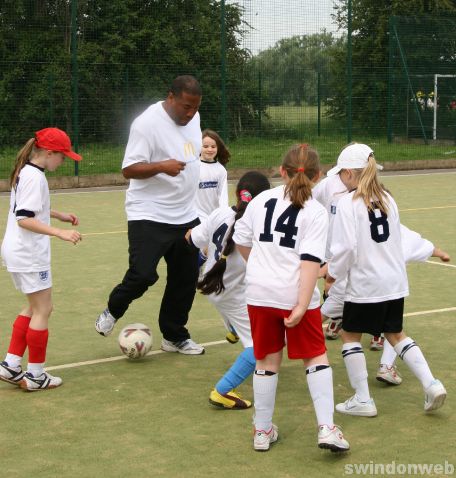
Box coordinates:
[376,364,402,385]
[0,361,25,385]
[369,336,384,351]
[325,318,342,340]
[253,424,279,451]
[20,371,63,391]
[161,338,205,355]
[95,308,116,336]
[318,424,350,452]
[424,379,446,412]
[336,395,378,417]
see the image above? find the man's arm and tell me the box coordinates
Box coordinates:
[122,159,186,179]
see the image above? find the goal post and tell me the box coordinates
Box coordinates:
[433,74,456,140]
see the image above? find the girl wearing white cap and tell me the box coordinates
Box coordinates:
[313,144,449,386]
[326,144,447,417]
[0,128,82,391]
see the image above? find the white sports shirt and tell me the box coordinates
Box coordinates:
[329,191,409,303]
[191,206,246,308]
[122,101,202,225]
[233,185,328,310]
[1,163,51,272]
[312,174,347,261]
[194,160,229,221]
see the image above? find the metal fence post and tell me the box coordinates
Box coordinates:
[71,0,80,175]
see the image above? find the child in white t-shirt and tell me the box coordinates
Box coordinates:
[195,129,230,221]
[327,143,447,417]
[0,128,82,391]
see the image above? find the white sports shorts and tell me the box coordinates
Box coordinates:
[321,277,346,319]
[10,270,52,294]
[208,298,253,349]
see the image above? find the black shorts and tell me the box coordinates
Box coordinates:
[342,298,404,336]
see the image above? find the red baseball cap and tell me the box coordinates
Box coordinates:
[35,127,82,161]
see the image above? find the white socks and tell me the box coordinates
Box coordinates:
[306,365,334,426]
[342,342,371,402]
[394,337,434,389]
[253,371,278,431]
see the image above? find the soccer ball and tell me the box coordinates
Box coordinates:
[118,323,152,359]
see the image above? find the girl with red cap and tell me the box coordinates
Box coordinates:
[0,128,82,391]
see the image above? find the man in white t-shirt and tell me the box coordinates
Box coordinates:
[95,75,205,355]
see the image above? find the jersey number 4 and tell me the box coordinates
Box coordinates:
[259,198,299,248]
[212,223,229,260]
[368,204,390,243]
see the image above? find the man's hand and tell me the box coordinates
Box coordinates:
[160,159,186,177]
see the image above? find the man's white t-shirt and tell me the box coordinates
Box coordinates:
[233,185,328,310]
[122,101,202,225]
[1,163,51,272]
[194,160,229,221]
[329,191,409,303]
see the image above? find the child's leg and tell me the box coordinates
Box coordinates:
[253,351,282,432]
[304,353,334,426]
[4,306,32,367]
[26,288,53,377]
[215,347,255,394]
[387,332,435,388]
[340,331,371,401]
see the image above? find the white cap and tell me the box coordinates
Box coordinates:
[326,143,383,176]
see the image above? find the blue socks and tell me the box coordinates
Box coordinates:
[216,347,256,394]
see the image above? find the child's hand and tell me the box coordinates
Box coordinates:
[284,304,306,328]
[60,213,79,226]
[56,229,82,245]
[433,247,450,262]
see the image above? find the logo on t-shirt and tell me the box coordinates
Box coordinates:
[184,142,196,158]
[199,181,218,189]
[330,204,337,215]
[39,271,49,281]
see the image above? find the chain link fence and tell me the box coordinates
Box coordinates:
[1,1,456,179]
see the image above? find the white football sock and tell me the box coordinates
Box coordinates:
[342,342,370,402]
[394,337,434,389]
[253,371,278,431]
[27,363,45,377]
[379,338,397,368]
[306,365,334,426]
[5,353,22,369]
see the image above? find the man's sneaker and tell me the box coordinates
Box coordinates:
[0,361,25,385]
[318,424,350,452]
[370,336,384,351]
[95,308,117,337]
[376,364,402,385]
[161,338,205,355]
[253,424,279,451]
[336,395,378,417]
[424,379,447,412]
[325,318,342,340]
[209,389,252,409]
[20,371,63,391]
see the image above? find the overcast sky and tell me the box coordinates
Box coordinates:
[233,0,340,53]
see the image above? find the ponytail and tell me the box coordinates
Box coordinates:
[282,143,320,208]
[9,138,36,188]
[354,156,389,214]
[197,171,270,295]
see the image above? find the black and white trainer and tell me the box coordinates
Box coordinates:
[20,371,63,391]
[0,361,25,385]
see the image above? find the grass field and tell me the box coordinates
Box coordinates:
[0,172,455,478]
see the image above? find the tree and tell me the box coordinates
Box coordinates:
[0,0,255,144]
[249,32,341,107]
[327,0,456,132]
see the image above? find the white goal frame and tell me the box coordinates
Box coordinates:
[433,74,456,140]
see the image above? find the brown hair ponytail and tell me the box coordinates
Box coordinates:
[9,138,36,188]
[197,171,270,295]
[282,143,320,208]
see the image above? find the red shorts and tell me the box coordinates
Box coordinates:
[247,305,326,360]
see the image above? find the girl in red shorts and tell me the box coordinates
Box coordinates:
[233,144,349,453]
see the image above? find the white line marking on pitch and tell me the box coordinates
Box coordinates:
[425,260,456,269]
[45,339,228,372]
[400,205,456,212]
[47,307,456,372]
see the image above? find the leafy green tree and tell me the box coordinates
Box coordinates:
[0,0,254,144]
[327,0,456,133]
